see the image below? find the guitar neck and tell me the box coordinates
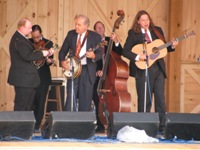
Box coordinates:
[158,35,188,50]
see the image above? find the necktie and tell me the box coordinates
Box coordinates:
[145,29,151,43]
[75,34,82,58]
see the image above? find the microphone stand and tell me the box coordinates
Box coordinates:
[69,49,76,112]
[143,35,149,113]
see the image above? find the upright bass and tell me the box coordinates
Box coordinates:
[97,10,132,125]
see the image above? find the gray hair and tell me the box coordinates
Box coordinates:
[74,14,90,26]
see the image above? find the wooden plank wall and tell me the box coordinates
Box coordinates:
[180,63,200,113]
[0,0,199,113]
[168,0,200,112]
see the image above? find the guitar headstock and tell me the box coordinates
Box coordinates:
[185,30,196,38]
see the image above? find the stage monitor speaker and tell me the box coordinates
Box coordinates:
[41,111,96,139]
[165,113,200,140]
[0,111,35,140]
[107,112,159,138]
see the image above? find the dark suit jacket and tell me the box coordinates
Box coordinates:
[123,26,175,78]
[29,37,53,85]
[59,29,102,84]
[8,31,44,88]
[96,36,123,71]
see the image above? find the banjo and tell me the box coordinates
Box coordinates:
[63,41,107,79]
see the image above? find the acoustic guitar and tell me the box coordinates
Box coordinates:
[132,30,195,70]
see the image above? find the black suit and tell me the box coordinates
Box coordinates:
[8,31,44,111]
[123,26,175,131]
[59,30,102,111]
[29,37,53,129]
[92,36,123,128]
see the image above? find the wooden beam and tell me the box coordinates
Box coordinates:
[180,65,185,112]
[191,104,200,113]
[186,67,200,85]
[57,0,65,77]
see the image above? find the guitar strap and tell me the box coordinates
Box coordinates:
[80,30,89,49]
[152,26,166,43]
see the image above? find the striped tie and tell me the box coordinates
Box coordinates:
[75,34,82,58]
[145,29,151,43]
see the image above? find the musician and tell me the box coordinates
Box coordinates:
[8,18,54,112]
[59,14,102,111]
[29,24,54,132]
[123,10,178,139]
[93,21,123,133]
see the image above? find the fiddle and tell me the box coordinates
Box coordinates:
[32,39,58,69]
[33,40,46,50]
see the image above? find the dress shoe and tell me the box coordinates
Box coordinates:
[95,126,105,133]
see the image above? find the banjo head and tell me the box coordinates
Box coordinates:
[63,57,82,79]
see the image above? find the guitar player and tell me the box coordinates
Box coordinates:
[123,10,178,139]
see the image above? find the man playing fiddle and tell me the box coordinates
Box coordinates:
[29,24,54,132]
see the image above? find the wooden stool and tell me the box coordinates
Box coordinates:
[42,77,66,125]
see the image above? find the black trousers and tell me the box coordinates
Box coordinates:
[14,86,36,111]
[136,62,166,129]
[33,83,49,129]
[65,65,94,111]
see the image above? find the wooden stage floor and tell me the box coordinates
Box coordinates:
[0,133,200,150]
[0,141,200,150]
